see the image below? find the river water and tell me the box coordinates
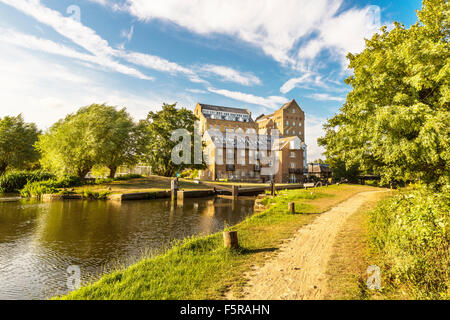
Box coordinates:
[0,196,254,300]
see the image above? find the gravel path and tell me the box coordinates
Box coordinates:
[227,191,385,300]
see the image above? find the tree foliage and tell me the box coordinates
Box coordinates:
[141,103,203,177]
[37,104,143,179]
[0,114,40,175]
[319,0,449,187]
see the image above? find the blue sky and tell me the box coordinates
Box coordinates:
[0,0,422,160]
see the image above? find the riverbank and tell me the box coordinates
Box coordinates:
[58,184,381,300]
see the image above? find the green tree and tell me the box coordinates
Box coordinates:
[0,115,40,175]
[141,103,204,177]
[88,105,144,178]
[319,0,449,187]
[37,104,142,179]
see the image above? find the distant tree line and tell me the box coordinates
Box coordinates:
[0,103,204,179]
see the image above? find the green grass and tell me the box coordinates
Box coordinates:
[367,186,449,300]
[58,184,380,300]
[324,191,394,300]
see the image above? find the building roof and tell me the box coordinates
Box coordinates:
[308,163,331,173]
[199,103,250,115]
[256,113,274,122]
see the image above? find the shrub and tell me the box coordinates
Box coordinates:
[80,190,110,200]
[56,175,83,188]
[19,175,83,197]
[0,170,55,193]
[20,180,58,197]
[179,170,198,180]
[94,178,114,185]
[369,185,449,299]
[114,174,142,181]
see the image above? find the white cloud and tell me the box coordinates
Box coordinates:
[0,43,188,129]
[186,89,207,94]
[0,0,205,83]
[307,93,345,102]
[124,0,382,70]
[207,87,288,109]
[199,65,261,86]
[0,28,153,80]
[297,6,383,69]
[305,114,327,162]
[280,72,328,94]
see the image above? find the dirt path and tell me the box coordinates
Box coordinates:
[227,191,385,300]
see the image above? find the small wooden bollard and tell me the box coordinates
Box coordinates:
[232,185,239,198]
[223,231,239,249]
[288,202,295,214]
[270,180,275,196]
[171,178,178,200]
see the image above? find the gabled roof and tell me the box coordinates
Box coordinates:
[308,163,331,173]
[256,113,274,122]
[199,103,250,115]
[280,99,302,111]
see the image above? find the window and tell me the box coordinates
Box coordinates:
[241,150,245,157]
[292,121,295,126]
[285,121,289,126]
[292,130,296,135]
[290,163,296,169]
[292,109,296,114]
[290,152,296,158]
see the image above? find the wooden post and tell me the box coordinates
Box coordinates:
[171,178,178,200]
[223,231,239,249]
[270,180,275,196]
[288,202,295,214]
[232,185,239,198]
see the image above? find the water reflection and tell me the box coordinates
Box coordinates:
[0,196,254,300]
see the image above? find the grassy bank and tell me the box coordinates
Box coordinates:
[324,191,394,300]
[368,186,449,300]
[325,185,449,300]
[58,184,379,300]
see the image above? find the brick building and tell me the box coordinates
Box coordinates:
[195,100,307,183]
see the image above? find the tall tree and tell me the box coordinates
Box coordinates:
[0,115,40,175]
[87,105,144,178]
[37,104,142,179]
[141,103,203,177]
[319,0,449,187]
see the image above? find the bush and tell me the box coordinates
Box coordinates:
[0,170,55,193]
[369,185,449,299]
[94,178,114,185]
[179,170,198,180]
[80,190,110,200]
[20,180,58,197]
[19,175,84,197]
[56,175,83,188]
[114,174,142,181]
